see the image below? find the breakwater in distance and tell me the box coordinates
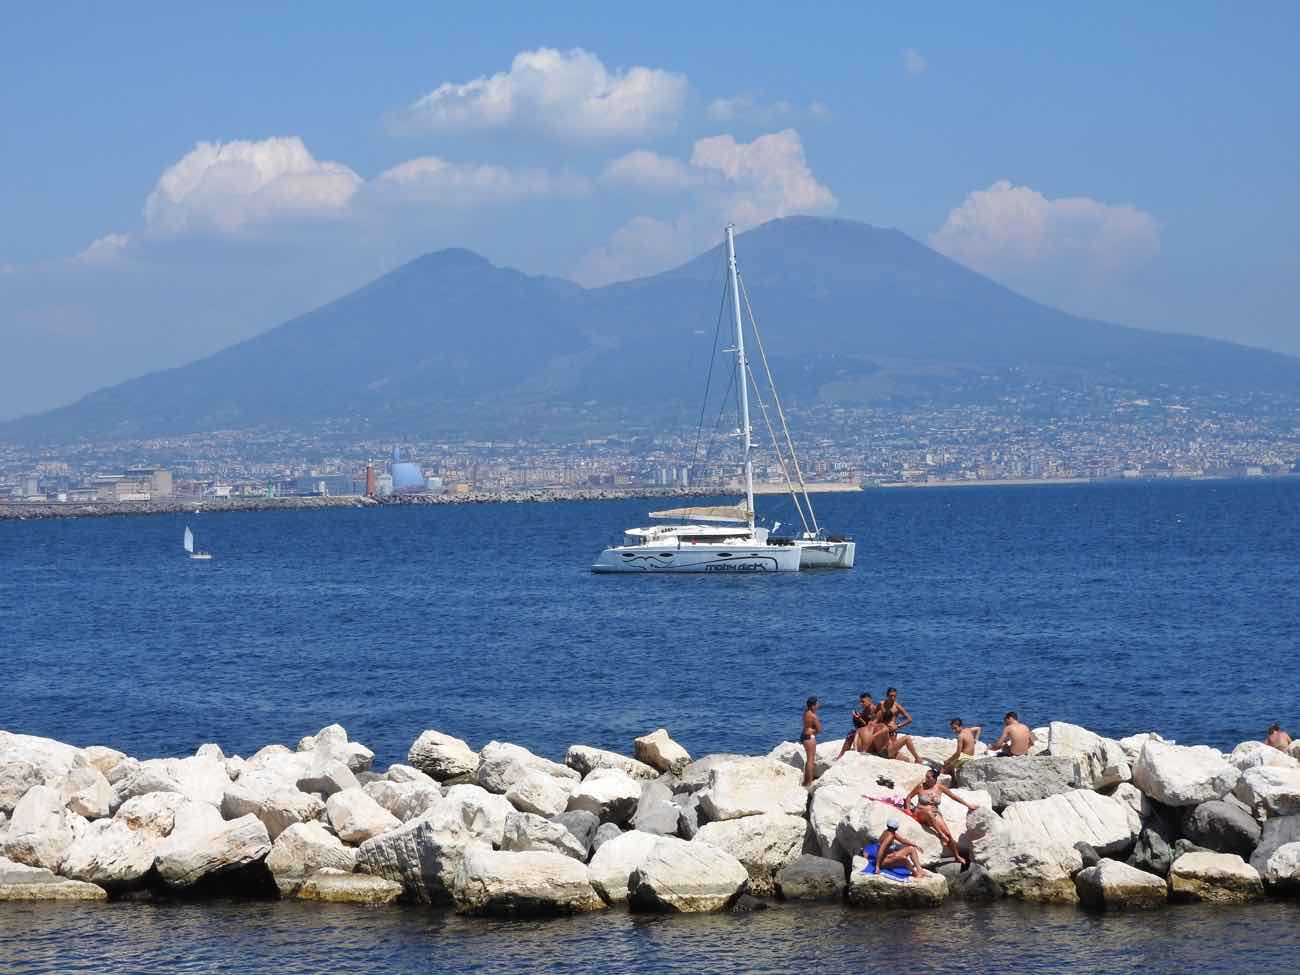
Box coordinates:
[2,720,1298,919]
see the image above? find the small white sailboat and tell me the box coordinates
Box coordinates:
[183,525,212,561]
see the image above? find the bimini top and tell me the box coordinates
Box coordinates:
[648,500,751,524]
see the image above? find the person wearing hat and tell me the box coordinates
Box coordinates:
[870,817,926,878]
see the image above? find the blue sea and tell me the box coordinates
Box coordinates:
[4,479,1300,973]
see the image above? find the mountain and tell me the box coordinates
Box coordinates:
[6,217,1299,443]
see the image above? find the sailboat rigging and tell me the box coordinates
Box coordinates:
[183,525,213,561]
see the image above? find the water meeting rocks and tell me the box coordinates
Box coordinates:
[774,853,847,900]
[154,812,272,889]
[847,857,949,908]
[451,847,604,916]
[587,829,660,904]
[1075,858,1167,909]
[354,806,478,904]
[292,868,404,904]
[692,813,807,895]
[1168,851,1264,903]
[628,835,749,912]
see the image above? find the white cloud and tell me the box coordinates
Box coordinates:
[809,100,833,121]
[903,48,928,78]
[75,233,130,264]
[600,150,695,192]
[706,96,829,125]
[142,137,361,236]
[394,48,687,141]
[374,157,590,206]
[930,180,1161,277]
[579,129,836,284]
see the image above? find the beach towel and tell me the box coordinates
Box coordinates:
[861,843,913,881]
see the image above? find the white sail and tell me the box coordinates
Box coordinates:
[183,526,194,554]
[647,501,751,524]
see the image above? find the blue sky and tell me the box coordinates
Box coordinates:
[3,2,1298,420]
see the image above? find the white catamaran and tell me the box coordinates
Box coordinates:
[593,225,815,574]
[183,525,212,561]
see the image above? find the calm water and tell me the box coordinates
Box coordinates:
[3,479,1299,973]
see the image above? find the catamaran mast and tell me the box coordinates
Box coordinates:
[725,225,755,528]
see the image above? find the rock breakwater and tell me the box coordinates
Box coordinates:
[2,723,1298,915]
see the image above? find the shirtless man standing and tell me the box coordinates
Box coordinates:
[800,697,823,787]
[993,711,1036,756]
[942,718,982,775]
[1266,723,1293,752]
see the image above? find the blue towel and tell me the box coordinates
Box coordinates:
[861,843,913,881]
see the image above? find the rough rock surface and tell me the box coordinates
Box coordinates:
[293,868,404,904]
[1168,851,1264,903]
[294,757,359,798]
[501,811,587,861]
[847,856,948,907]
[363,780,444,823]
[221,775,325,840]
[354,807,477,904]
[1075,857,1167,909]
[588,830,660,904]
[1181,800,1261,858]
[60,818,157,889]
[550,810,599,856]
[1131,741,1239,808]
[999,790,1139,858]
[1234,766,1300,817]
[384,764,438,787]
[693,813,806,895]
[591,822,623,855]
[504,767,574,817]
[633,729,691,775]
[55,765,115,820]
[698,758,806,822]
[115,755,233,808]
[452,847,604,915]
[408,731,479,782]
[476,742,578,795]
[1048,722,1132,789]
[1230,740,1299,772]
[767,740,842,780]
[0,761,43,815]
[0,858,107,901]
[1257,841,1300,890]
[953,756,1077,807]
[628,835,749,913]
[566,768,641,825]
[774,853,846,901]
[265,821,356,877]
[155,813,272,888]
[114,792,188,837]
[2,785,86,870]
[836,798,945,866]
[968,808,1081,903]
[325,788,401,844]
[565,745,658,781]
[1248,814,1300,875]
[812,752,928,799]
[443,785,512,847]
[630,780,680,836]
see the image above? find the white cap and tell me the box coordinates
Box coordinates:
[886,817,901,830]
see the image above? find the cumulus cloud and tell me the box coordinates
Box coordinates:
[143,137,361,236]
[579,129,836,284]
[930,180,1161,277]
[373,157,590,206]
[75,233,130,264]
[903,48,928,78]
[600,150,695,192]
[393,48,687,141]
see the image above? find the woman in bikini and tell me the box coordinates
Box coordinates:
[905,766,976,865]
[800,697,822,787]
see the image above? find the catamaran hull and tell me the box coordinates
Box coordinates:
[796,540,856,569]
[592,545,802,573]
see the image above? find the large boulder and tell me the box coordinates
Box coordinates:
[504,766,574,817]
[630,780,680,836]
[550,810,599,856]
[634,729,691,775]
[587,829,660,904]
[953,756,1077,807]
[408,730,479,782]
[325,788,401,844]
[591,822,623,855]
[52,765,115,821]
[384,764,438,787]
[1047,722,1131,789]
[354,806,479,904]
[1181,800,1261,858]
[221,774,325,840]
[565,745,658,781]
[968,807,1081,903]
[115,755,232,809]
[60,818,157,890]
[2,784,86,870]
[566,768,640,825]
[767,740,843,780]
[1234,766,1300,817]
[0,761,43,815]
[451,847,604,915]
[0,857,107,901]
[812,752,929,798]
[1248,814,1300,875]
[363,781,444,823]
[807,785,859,860]
[836,800,945,866]
[476,742,578,795]
[1075,857,1166,909]
[1230,740,1299,772]
[693,813,806,895]
[293,868,404,904]
[1131,741,1239,808]
[443,784,512,847]
[155,813,272,889]
[265,821,356,878]
[294,756,359,798]
[114,792,189,836]
[628,835,749,912]
[1256,841,1300,891]
[999,790,1139,858]
[0,732,89,787]
[1168,851,1264,903]
[847,857,948,907]
[774,853,846,900]
[697,757,806,823]
[501,811,586,861]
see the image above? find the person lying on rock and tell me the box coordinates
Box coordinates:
[800,697,823,787]
[993,711,1036,756]
[836,692,876,760]
[906,765,975,867]
[870,817,928,878]
[875,687,913,732]
[942,718,982,775]
[864,713,922,763]
[1266,723,1293,751]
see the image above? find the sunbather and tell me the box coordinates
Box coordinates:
[942,718,982,775]
[906,765,976,866]
[870,817,927,878]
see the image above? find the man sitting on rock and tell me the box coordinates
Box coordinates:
[865,713,922,763]
[942,718,982,775]
[836,693,876,760]
[1266,722,1293,752]
[993,711,1036,756]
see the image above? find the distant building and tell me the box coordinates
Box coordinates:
[126,467,173,498]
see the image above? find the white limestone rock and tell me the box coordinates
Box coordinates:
[501,811,586,861]
[155,813,271,888]
[847,856,948,907]
[1075,857,1167,909]
[630,780,680,836]
[353,805,479,904]
[265,821,357,877]
[1248,814,1300,875]
[565,745,658,781]
[443,784,512,847]
[968,807,1081,903]
[363,780,445,823]
[774,853,847,900]
[952,756,1078,807]
[812,752,929,798]
[83,746,128,775]
[476,742,578,795]
[292,868,403,904]
[0,856,107,901]
[1229,740,1299,772]
[807,785,861,860]
[504,766,574,818]
[836,799,945,867]
[384,764,438,787]
[1117,732,1166,764]
[1256,841,1300,890]
[298,724,348,753]
[114,792,188,836]
[407,730,479,782]
[60,817,157,889]
[452,846,604,915]
[221,773,325,840]
[566,768,641,825]
[1168,851,1264,903]
[295,756,359,798]
[550,810,600,856]
[325,788,401,844]
[587,829,660,904]
[0,732,88,786]
[628,835,749,912]
[633,729,691,775]
[999,790,1139,858]
[2,784,86,871]
[0,761,43,815]
[115,755,233,809]
[591,822,623,855]
[767,740,842,780]
[692,812,806,895]
[698,757,807,823]
[53,765,115,821]
[1233,765,1300,817]
[1047,721,1131,789]
[1131,741,1239,808]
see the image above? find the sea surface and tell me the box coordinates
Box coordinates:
[4,478,1299,973]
